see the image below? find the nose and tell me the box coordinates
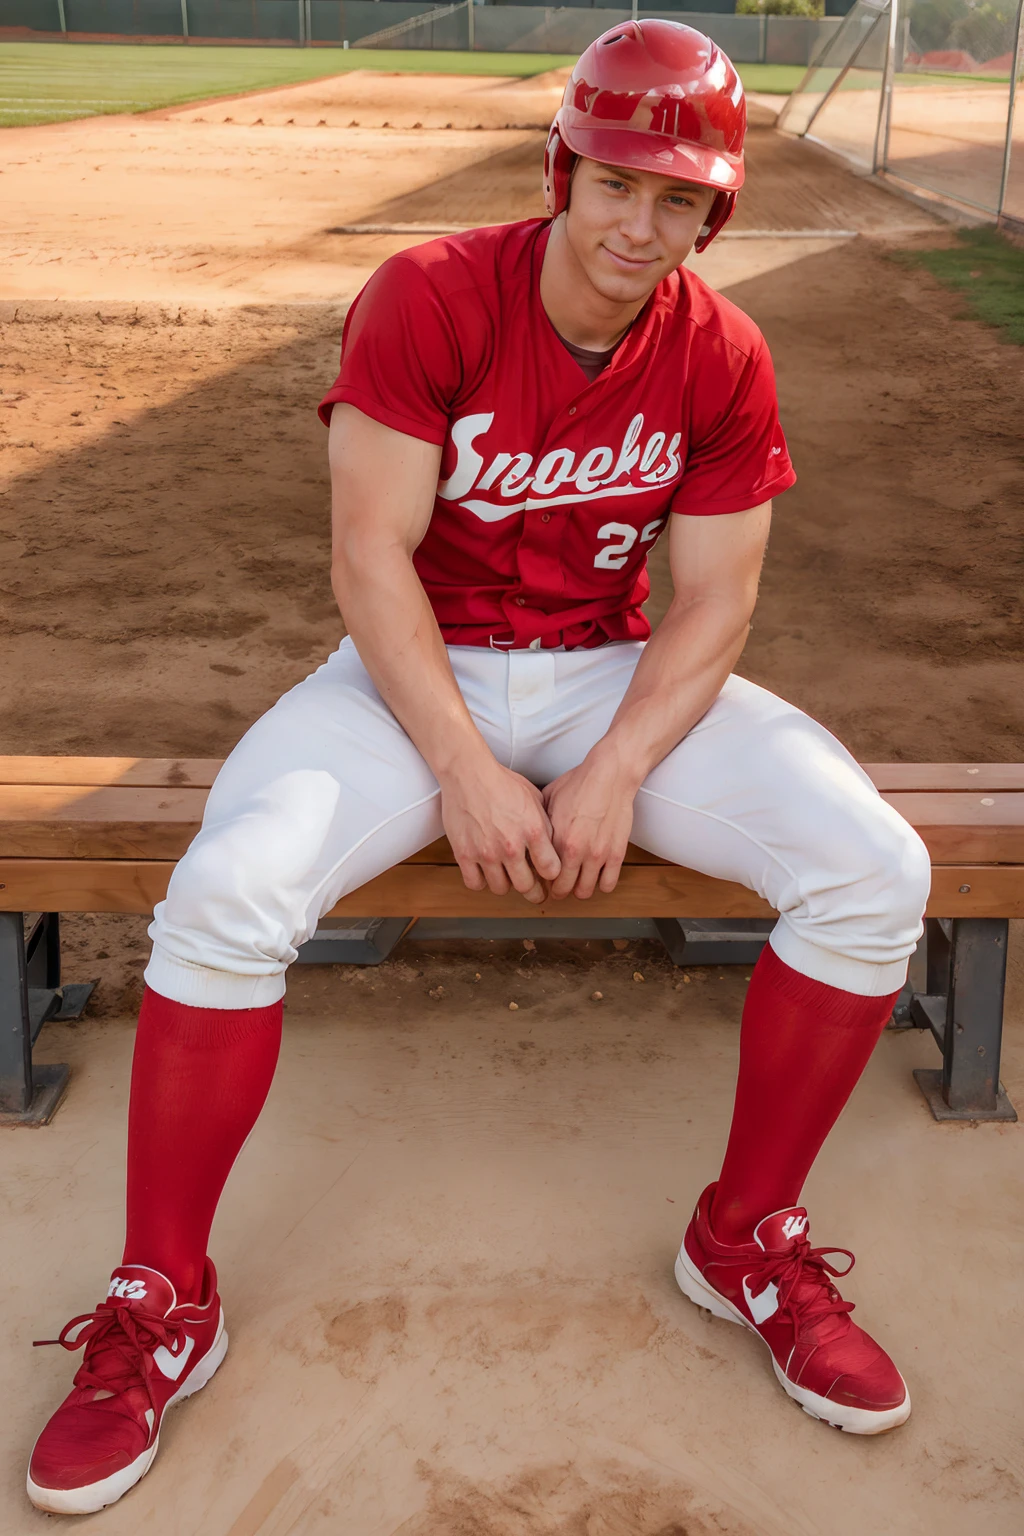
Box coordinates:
[618,194,658,247]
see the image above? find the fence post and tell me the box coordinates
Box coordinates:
[180,0,188,39]
[997,0,1024,218]
[631,0,638,21]
[298,0,305,45]
[872,0,899,176]
[467,0,474,52]
[759,12,766,65]
[57,0,67,33]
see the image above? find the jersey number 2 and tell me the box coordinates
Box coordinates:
[593,519,666,570]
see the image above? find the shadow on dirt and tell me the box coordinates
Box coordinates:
[1,224,1022,764]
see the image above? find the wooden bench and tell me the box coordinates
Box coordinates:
[2,757,1021,1126]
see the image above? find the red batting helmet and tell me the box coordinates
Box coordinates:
[543,19,746,252]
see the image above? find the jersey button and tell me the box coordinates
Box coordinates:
[568,406,577,415]
[515,596,526,606]
[541,513,551,523]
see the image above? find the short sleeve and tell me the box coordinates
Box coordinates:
[671,336,796,516]
[317,256,462,443]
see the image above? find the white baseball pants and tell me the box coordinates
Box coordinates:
[146,639,931,1009]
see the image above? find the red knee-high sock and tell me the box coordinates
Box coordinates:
[123,986,283,1301]
[711,943,898,1245]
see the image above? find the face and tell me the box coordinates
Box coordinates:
[563,158,718,304]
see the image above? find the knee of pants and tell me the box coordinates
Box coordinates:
[867,815,931,937]
[809,808,932,957]
[153,815,324,975]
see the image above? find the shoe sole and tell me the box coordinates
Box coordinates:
[27,1317,229,1515]
[674,1248,911,1436]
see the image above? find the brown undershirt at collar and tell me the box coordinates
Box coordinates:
[556,332,619,384]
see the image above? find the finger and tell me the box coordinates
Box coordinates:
[505,854,546,900]
[459,862,487,893]
[510,868,547,905]
[505,856,550,906]
[573,859,603,900]
[526,830,561,883]
[597,856,624,895]
[480,861,511,897]
[549,856,582,900]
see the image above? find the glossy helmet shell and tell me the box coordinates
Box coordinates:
[543,19,746,252]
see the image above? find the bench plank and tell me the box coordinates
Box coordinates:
[0,786,209,860]
[866,764,1024,791]
[2,784,1022,863]
[1,757,1023,793]
[0,758,223,788]
[884,792,1024,863]
[2,859,1022,919]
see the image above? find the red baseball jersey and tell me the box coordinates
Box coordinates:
[319,218,795,650]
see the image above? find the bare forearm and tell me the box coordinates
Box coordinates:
[594,596,750,787]
[332,546,491,782]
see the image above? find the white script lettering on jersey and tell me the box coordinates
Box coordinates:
[107,1277,148,1301]
[437,412,683,523]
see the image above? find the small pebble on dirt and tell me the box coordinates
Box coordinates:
[509,1001,519,1011]
[522,938,536,952]
[683,975,692,984]
[590,990,603,1001]
[633,971,644,983]
[611,938,630,951]
[473,972,481,981]
[428,986,445,1000]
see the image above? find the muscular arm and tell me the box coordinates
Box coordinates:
[329,405,560,901]
[544,502,771,898]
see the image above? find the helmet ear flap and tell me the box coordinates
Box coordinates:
[694,190,736,253]
[543,124,575,218]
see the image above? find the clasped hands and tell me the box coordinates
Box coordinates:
[439,748,639,905]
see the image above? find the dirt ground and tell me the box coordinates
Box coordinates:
[2,73,1024,1535]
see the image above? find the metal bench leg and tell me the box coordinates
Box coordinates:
[912,917,1016,1123]
[1,911,94,1127]
[0,912,34,1118]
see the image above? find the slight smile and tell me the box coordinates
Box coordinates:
[600,245,658,271]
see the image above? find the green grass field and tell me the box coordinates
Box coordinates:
[893,229,1024,347]
[0,41,803,128]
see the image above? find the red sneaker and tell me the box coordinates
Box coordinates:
[27,1260,228,1514]
[676,1184,910,1435]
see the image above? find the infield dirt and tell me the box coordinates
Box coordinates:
[2,74,1023,1535]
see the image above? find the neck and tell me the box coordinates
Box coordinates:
[539,215,648,353]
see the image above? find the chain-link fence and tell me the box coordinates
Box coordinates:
[780,0,1024,227]
[2,0,841,63]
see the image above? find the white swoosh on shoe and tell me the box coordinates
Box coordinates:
[152,1334,196,1382]
[741,1276,780,1326]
